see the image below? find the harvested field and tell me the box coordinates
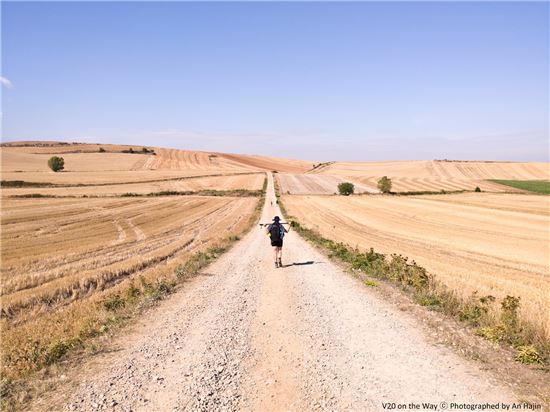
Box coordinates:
[219,153,313,173]
[2,196,257,316]
[276,173,378,194]
[283,193,550,340]
[313,160,550,192]
[1,143,315,183]
[1,173,265,197]
[0,170,240,186]
[1,195,259,378]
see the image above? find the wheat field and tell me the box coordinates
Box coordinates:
[312,160,550,192]
[0,142,271,380]
[283,193,550,340]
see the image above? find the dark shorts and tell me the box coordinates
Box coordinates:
[271,240,283,247]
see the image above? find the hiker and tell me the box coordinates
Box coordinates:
[266,216,288,268]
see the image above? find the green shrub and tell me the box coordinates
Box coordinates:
[377,176,392,193]
[337,182,355,195]
[47,156,64,172]
[458,293,494,326]
[45,341,71,365]
[475,326,506,342]
[475,186,481,192]
[99,147,106,153]
[415,292,441,307]
[514,345,543,364]
[125,281,141,303]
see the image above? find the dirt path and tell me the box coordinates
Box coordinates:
[60,173,515,411]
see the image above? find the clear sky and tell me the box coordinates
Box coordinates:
[1,1,548,161]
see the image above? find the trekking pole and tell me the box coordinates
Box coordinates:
[258,222,290,227]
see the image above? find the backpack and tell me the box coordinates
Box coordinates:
[269,223,282,241]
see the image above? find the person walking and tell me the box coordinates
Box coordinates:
[266,216,288,268]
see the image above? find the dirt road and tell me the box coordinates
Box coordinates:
[61,174,514,411]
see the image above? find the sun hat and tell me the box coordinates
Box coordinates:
[273,216,280,222]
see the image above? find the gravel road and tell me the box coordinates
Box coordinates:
[64,174,514,411]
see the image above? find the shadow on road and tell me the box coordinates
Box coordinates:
[281,261,317,268]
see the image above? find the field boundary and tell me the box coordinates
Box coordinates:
[8,189,264,199]
[0,172,263,189]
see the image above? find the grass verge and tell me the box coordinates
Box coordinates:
[278,198,549,369]
[489,180,550,194]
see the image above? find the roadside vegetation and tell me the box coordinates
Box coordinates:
[277,198,548,369]
[490,179,550,194]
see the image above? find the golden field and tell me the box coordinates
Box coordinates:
[276,173,378,195]
[311,160,550,192]
[1,142,273,380]
[1,195,259,378]
[0,173,265,197]
[282,193,550,340]
[1,141,549,382]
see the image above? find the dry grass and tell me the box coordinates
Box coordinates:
[283,193,550,341]
[1,195,258,381]
[312,160,550,192]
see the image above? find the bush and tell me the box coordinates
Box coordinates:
[337,182,355,196]
[142,147,149,153]
[47,156,64,172]
[98,147,106,153]
[475,186,481,192]
[514,345,543,364]
[377,176,392,193]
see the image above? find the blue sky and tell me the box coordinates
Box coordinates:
[2,1,548,161]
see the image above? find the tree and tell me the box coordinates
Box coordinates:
[377,176,392,193]
[475,186,481,192]
[142,147,149,153]
[48,156,65,172]
[337,182,355,196]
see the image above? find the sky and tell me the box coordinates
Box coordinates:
[1,1,549,161]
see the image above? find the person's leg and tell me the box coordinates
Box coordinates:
[273,247,278,265]
[277,246,283,266]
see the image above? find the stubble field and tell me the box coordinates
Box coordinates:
[311,160,549,193]
[1,142,272,381]
[282,193,550,340]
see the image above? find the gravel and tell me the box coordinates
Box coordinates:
[64,174,515,411]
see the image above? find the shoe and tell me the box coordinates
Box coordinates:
[275,261,279,268]
[278,259,283,267]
